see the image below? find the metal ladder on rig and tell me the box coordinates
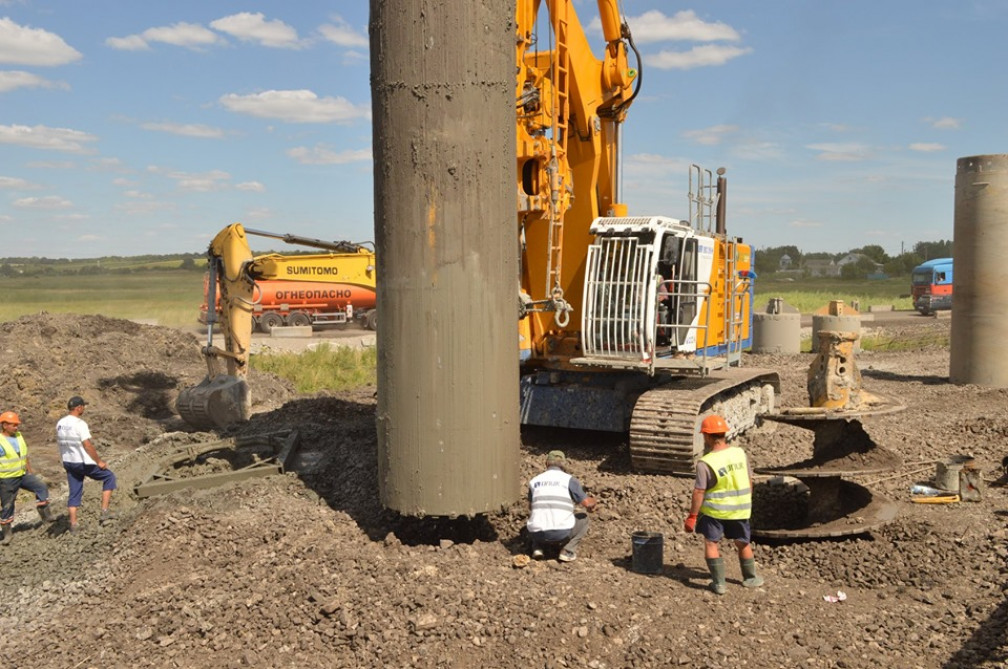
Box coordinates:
[544,3,571,315]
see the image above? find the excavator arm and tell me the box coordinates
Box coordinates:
[177,223,373,430]
[176,224,257,430]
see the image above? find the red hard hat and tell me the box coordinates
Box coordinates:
[0,411,20,425]
[700,414,728,435]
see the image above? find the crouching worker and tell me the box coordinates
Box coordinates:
[682,414,764,594]
[0,411,55,545]
[526,450,597,562]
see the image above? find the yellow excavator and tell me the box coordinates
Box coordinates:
[176,223,376,430]
[515,0,779,474]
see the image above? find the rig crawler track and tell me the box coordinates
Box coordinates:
[629,368,780,475]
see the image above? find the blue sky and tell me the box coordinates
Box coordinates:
[1,1,1005,260]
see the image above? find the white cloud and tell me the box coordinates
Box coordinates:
[821,122,849,133]
[165,169,231,192]
[928,117,961,130]
[104,35,149,51]
[0,70,68,93]
[106,22,224,51]
[140,122,227,139]
[0,124,98,153]
[287,145,372,165]
[236,181,265,192]
[13,195,72,209]
[114,199,175,215]
[623,153,693,176]
[210,13,303,49]
[242,207,273,220]
[623,10,741,44]
[682,124,739,146]
[0,18,82,66]
[318,16,369,48]
[27,160,74,169]
[0,175,41,189]
[806,142,872,162]
[909,142,945,153]
[731,140,782,161]
[220,90,371,124]
[647,44,752,70]
[789,219,823,229]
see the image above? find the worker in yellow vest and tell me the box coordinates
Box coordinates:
[682,414,764,594]
[0,411,55,545]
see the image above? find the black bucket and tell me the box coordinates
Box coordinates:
[631,531,663,574]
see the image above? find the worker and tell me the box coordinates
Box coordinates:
[56,396,117,533]
[682,414,764,594]
[0,411,55,545]
[526,450,597,562]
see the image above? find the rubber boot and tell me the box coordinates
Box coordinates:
[1,523,11,546]
[38,504,55,523]
[740,557,765,588]
[705,557,726,595]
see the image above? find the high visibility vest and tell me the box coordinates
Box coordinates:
[0,433,28,479]
[527,468,575,533]
[699,446,752,520]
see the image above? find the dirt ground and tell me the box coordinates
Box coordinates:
[0,312,1005,669]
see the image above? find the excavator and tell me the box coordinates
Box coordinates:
[515,0,779,474]
[176,223,376,430]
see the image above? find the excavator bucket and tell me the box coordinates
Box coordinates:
[176,375,251,430]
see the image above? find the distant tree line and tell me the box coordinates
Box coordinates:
[0,253,205,277]
[754,240,953,279]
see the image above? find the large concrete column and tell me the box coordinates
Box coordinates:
[370,0,520,515]
[950,154,1008,386]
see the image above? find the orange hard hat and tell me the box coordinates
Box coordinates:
[700,414,728,435]
[0,411,20,425]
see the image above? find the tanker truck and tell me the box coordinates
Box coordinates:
[198,254,378,333]
[177,223,376,429]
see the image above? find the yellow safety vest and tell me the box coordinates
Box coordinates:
[699,445,752,520]
[0,432,28,479]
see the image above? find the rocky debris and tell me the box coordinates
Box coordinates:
[0,314,1005,668]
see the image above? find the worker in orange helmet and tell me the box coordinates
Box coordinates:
[0,411,55,545]
[681,413,763,594]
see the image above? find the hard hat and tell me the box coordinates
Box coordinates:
[0,411,20,425]
[700,414,728,435]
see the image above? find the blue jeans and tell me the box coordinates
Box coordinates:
[63,462,117,508]
[0,474,50,523]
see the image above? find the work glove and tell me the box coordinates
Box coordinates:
[683,513,697,533]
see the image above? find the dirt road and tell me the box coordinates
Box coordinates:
[0,312,1004,669]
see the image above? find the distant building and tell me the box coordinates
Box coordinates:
[779,253,793,270]
[837,252,886,277]
[803,258,839,277]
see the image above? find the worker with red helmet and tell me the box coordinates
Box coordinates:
[0,411,55,545]
[681,413,764,594]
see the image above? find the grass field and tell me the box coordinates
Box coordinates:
[0,270,916,327]
[754,276,913,313]
[0,270,206,328]
[0,270,923,391]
